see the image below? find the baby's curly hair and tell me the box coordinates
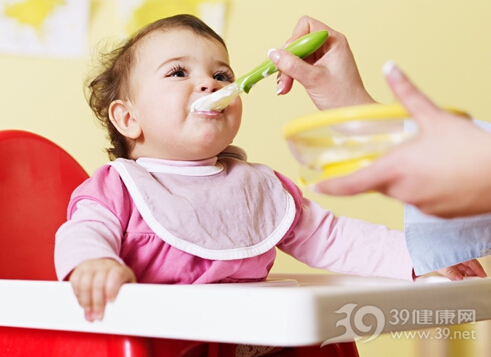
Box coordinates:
[86,14,227,160]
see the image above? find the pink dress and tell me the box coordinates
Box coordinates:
[55,147,413,283]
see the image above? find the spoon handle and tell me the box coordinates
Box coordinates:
[237,30,329,93]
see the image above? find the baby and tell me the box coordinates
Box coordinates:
[55,14,486,322]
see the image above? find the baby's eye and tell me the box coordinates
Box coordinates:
[167,65,188,78]
[171,70,186,77]
[214,71,234,82]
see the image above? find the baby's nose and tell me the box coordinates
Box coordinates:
[199,78,220,93]
[201,86,218,92]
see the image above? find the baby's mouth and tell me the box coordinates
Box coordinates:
[192,109,224,116]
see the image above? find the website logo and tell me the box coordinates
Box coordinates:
[322,303,385,345]
[322,303,476,345]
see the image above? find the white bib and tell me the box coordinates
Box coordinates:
[108,153,296,260]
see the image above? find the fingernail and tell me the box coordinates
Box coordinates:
[276,80,284,95]
[268,48,281,64]
[382,60,404,81]
[308,184,321,193]
[382,60,396,76]
[85,309,104,321]
[85,310,95,321]
[276,73,282,84]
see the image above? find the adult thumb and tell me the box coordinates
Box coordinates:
[269,49,314,87]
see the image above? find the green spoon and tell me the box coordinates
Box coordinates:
[191,30,329,112]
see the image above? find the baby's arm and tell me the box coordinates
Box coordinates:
[278,200,414,280]
[275,171,413,280]
[69,258,136,322]
[55,199,135,321]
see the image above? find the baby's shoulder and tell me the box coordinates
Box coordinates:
[77,163,125,195]
[68,162,131,217]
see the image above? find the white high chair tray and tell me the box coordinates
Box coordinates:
[1,274,490,346]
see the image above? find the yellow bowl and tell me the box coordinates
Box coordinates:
[283,103,469,185]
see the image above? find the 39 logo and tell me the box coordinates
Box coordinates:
[322,303,385,345]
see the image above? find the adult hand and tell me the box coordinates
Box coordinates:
[268,16,375,110]
[69,258,136,321]
[315,61,491,218]
[436,259,487,281]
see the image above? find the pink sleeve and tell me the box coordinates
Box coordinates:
[54,165,130,281]
[66,165,133,230]
[275,172,414,281]
[54,200,126,281]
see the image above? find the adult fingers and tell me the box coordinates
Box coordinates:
[311,157,394,196]
[383,61,442,130]
[437,266,463,281]
[274,16,322,95]
[269,49,320,91]
[276,72,294,95]
[460,260,487,278]
[290,16,332,42]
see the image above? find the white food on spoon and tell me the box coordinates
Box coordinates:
[191,83,240,112]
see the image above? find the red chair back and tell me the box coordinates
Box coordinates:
[0,130,88,280]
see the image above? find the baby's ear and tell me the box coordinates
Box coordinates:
[108,99,142,139]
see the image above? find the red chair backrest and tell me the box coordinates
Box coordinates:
[0,130,89,280]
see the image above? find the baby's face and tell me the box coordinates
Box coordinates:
[125,29,242,160]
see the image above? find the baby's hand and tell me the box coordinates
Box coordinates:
[68,258,136,322]
[436,259,487,281]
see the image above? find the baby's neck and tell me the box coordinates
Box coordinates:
[134,156,218,168]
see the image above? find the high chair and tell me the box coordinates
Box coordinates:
[0,130,360,357]
[0,130,152,356]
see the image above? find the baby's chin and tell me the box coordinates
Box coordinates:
[176,142,233,162]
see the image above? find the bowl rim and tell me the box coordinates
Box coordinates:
[283,103,470,139]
